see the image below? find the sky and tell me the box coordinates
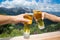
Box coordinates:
[0,0,60,4]
[0,0,60,12]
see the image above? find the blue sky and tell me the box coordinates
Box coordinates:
[51,0,60,4]
[0,0,60,12]
[0,0,12,3]
[0,0,60,4]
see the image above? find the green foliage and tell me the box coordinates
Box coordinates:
[0,23,60,38]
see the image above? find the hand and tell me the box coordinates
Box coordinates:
[11,14,30,24]
[42,12,45,20]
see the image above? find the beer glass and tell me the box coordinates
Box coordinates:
[33,10,45,29]
[23,13,33,39]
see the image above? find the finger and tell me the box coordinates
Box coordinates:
[21,19,30,23]
[42,12,44,20]
[20,19,30,24]
[21,13,28,16]
[24,19,30,22]
[17,14,26,16]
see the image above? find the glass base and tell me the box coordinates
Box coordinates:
[24,32,30,39]
[38,25,45,29]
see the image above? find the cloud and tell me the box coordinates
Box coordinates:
[0,0,60,12]
[0,0,26,8]
[38,4,60,12]
[0,0,14,8]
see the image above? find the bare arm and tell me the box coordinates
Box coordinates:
[0,15,13,25]
[0,14,29,25]
[44,12,60,22]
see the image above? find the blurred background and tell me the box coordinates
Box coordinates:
[0,0,60,38]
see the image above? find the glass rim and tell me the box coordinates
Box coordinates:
[25,13,33,15]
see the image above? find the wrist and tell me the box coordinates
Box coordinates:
[9,16,17,24]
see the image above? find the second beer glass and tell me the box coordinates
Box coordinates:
[33,10,45,29]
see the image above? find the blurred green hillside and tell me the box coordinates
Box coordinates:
[0,22,60,38]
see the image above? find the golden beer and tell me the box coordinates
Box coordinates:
[33,10,45,29]
[23,13,33,39]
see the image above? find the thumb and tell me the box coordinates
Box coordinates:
[21,19,30,22]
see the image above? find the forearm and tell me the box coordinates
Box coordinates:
[44,12,60,22]
[0,15,14,25]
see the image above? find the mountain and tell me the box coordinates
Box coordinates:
[0,7,60,16]
[0,7,33,15]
